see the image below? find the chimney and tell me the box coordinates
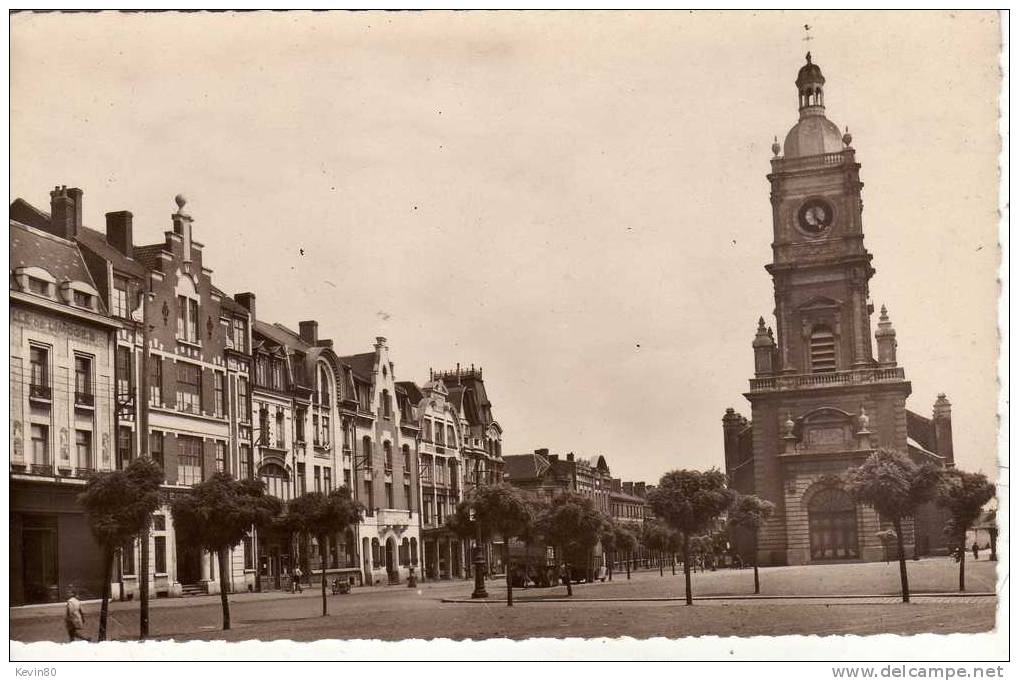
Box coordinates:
[299,320,318,345]
[932,393,954,466]
[375,336,387,350]
[566,452,574,462]
[234,292,256,321]
[534,448,549,458]
[68,188,83,234]
[50,185,78,239]
[105,211,134,257]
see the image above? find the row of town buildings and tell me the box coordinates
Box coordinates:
[9,187,656,605]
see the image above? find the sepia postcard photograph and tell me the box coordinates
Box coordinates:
[5,7,1009,669]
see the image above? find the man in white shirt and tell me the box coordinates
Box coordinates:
[64,586,90,642]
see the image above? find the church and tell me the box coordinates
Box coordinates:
[722,54,954,566]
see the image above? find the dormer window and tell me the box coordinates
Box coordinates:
[111,275,130,317]
[73,291,92,308]
[28,278,50,296]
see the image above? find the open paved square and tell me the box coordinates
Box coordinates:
[10,557,998,643]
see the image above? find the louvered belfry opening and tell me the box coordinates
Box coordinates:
[809,325,837,373]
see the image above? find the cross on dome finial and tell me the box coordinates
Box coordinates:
[806,51,812,64]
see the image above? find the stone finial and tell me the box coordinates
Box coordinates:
[857,405,871,434]
[771,135,781,157]
[753,317,774,347]
[783,413,796,439]
[933,393,952,418]
[875,304,896,337]
[842,126,853,147]
[174,194,187,211]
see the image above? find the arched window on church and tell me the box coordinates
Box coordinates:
[809,325,837,374]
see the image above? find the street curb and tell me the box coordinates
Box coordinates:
[439,592,997,604]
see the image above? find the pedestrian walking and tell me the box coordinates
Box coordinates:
[64,586,90,642]
[293,566,304,593]
[972,542,980,561]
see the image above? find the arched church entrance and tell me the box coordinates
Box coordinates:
[808,488,859,560]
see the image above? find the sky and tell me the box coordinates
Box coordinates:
[9,11,1003,484]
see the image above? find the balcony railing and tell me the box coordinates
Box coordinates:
[749,366,905,392]
[75,391,94,407]
[29,384,52,401]
[773,149,854,173]
[31,464,54,476]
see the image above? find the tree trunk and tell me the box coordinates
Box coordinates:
[566,560,573,597]
[892,519,910,603]
[98,545,114,641]
[682,535,693,606]
[658,551,663,577]
[671,553,676,576]
[218,546,231,630]
[139,523,150,639]
[958,530,967,592]
[608,551,613,581]
[990,529,998,561]
[753,533,760,594]
[626,551,631,580]
[319,535,328,616]
[504,542,513,606]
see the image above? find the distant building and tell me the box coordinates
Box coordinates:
[723,55,954,566]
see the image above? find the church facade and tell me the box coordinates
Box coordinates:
[722,55,954,566]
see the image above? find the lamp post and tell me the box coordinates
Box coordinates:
[470,507,488,598]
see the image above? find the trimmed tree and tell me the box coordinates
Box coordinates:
[614,525,638,580]
[285,487,365,616]
[599,521,620,581]
[727,493,775,594]
[538,492,608,597]
[936,469,995,591]
[78,457,164,641]
[648,468,733,605]
[642,521,671,576]
[845,449,941,603]
[171,473,281,629]
[463,483,533,606]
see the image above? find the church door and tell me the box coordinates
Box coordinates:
[808,488,860,560]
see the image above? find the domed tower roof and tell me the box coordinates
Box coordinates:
[781,52,845,158]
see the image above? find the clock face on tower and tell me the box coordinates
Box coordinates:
[796,198,835,236]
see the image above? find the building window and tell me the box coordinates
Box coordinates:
[435,422,445,446]
[321,416,330,447]
[243,535,254,570]
[402,444,410,472]
[385,482,394,509]
[233,317,247,353]
[447,425,455,448]
[297,462,306,496]
[239,444,253,480]
[423,419,432,442]
[809,325,838,373]
[111,275,130,317]
[74,355,92,405]
[150,431,164,474]
[260,463,290,501]
[324,467,332,492]
[271,359,285,391]
[31,424,49,466]
[177,436,204,486]
[188,298,199,343]
[75,430,92,469]
[154,536,167,574]
[215,441,226,473]
[117,426,133,468]
[274,409,285,448]
[362,437,373,467]
[121,540,135,576]
[214,372,226,418]
[312,414,320,446]
[381,389,391,418]
[238,377,250,423]
[28,277,49,296]
[314,465,322,493]
[404,482,411,509]
[384,442,393,472]
[116,346,132,403]
[176,362,201,414]
[318,367,331,408]
[356,383,370,412]
[364,480,374,512]
[149,355,162,406]
[29,346,49,398]
[73,290,92,308]
[295,407,306,443]
[177,296,199,343]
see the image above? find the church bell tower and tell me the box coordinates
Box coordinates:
[729,54,918,567]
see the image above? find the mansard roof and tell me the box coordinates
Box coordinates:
[10,220,103,310]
